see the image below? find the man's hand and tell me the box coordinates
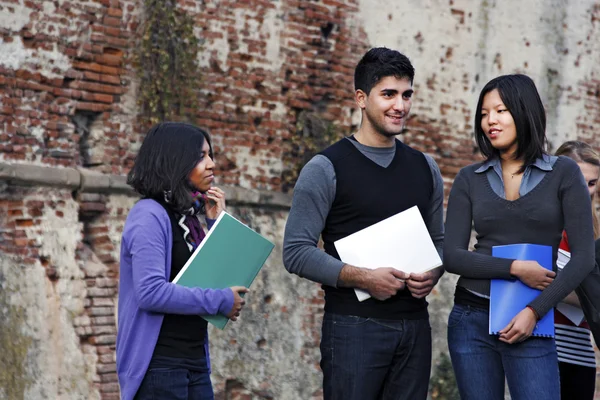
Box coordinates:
[498,307,537,344]
[364,268,409,301]
[406,267,443,299]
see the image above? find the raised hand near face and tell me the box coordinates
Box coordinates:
[205,186,227,220]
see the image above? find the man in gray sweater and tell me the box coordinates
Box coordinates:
[283,47,444,400]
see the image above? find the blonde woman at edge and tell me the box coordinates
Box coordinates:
[553,140,599,400]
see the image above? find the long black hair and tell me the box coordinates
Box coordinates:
[127,122,213,212]
[474,74,547,172]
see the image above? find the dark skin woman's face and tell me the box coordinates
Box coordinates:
[188,140,215,193]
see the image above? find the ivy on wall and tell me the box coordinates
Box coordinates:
[134,0,201,126]
[282,111,344,191]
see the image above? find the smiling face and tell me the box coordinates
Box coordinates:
[480,89,518,155]
[188,139,215,193]
[356,76,414,139]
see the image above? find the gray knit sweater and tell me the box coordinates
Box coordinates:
[443,155,595,318]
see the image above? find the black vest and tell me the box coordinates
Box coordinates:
[320,138,433,319]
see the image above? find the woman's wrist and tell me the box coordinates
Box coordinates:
[509,260,522,277]
[525,305,540,321]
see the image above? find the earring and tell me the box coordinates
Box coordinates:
[163,190,172,203]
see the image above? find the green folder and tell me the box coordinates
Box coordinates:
[172,211,274,329]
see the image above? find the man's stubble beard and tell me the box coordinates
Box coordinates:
[366,110,407,138]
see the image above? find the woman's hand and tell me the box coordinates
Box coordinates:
[227,286,249,321]
[498,307,537,344]
[510,260,555,290]
[204,186,226,220]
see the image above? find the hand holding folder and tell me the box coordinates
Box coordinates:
[173,212,274,329]
[334,206,442,302]
[490,244,555,338]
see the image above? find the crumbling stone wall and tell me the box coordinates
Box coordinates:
[1,0,600,399]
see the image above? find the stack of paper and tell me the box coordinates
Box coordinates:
[555,249,585,325]
[334,206,442,302]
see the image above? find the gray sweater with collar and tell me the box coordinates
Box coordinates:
[443,155,595,318]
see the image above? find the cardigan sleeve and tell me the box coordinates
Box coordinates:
[125,203,234,316]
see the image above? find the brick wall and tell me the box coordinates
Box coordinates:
[2,0,600,399]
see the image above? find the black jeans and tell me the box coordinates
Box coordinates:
[559,361,596,400]
[320,312,432,400]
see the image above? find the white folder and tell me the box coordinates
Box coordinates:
[334,205,442,302]
[555,249,585,325]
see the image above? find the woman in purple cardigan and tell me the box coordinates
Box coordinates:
[116,122,247,400]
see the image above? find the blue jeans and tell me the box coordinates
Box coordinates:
[448,304,560,400]
[320,312,432,400]
[134,357,214,400]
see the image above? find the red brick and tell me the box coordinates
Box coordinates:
[99,74,121,85]
[89,307,114,317]
[75,102,111,112]
[106,7,123,17]
[14,238,28,247]
[91,325,116,335]
[70,80,123,94]
[81,92,114,103]
[103,16,121,27]
[72,61,120,76]
[104,26,121,37]
[83,71,101,81]
[99,371,118,381]
[100,394,119,400]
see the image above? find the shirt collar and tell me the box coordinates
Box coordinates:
[475,157,500,174]
[531,154,554,171]
[474,154,554,174]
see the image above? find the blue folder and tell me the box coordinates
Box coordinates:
[490,244,554,337]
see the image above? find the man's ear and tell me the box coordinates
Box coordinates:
[355,89,367,109]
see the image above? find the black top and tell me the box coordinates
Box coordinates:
[319,138,433,320]
[153,202,208,359]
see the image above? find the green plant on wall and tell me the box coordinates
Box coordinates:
[134,0,201,126]
[282,111,344,191]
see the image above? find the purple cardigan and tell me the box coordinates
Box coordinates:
[116,199,234,400]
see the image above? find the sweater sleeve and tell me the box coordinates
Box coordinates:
[128,206,234,316]
[528,162,595,317]
[424,154,445,261]
[443,168,514,279]
[282,155,345,287]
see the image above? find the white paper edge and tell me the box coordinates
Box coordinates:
[172,211,228,283]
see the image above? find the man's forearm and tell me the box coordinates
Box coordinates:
[337,264,370,289]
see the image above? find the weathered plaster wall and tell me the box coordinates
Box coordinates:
[0,187,100,400]
[358,0,600,182]
[1,0,599,399]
